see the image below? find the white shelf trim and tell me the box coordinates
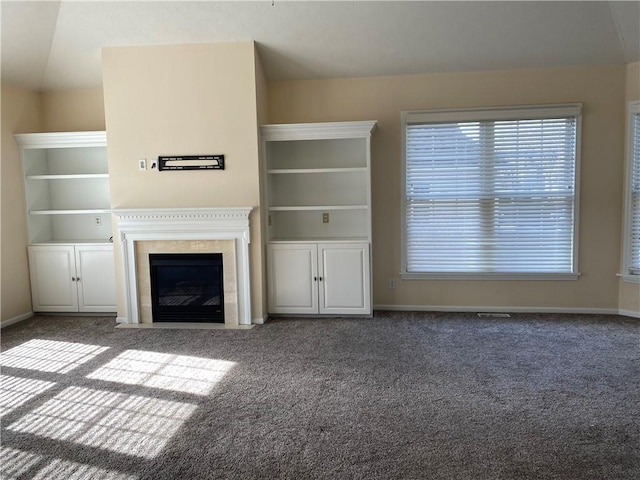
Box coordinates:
[14,131,107,148]
[27,174,109,180]
[269,205,368,211]
[269,237,369,243]
[267,167,366,174]
[30,209,110,215]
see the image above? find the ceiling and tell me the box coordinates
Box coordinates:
[2,1,639,91]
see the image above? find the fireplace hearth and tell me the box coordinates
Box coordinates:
[150,253,224,323]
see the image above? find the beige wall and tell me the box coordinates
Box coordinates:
[102,41,265,321]
[42,88,106,132]
[269,65,627,311]
[254,46,269,317]
[619,62,640,315]
[1,86,42,322]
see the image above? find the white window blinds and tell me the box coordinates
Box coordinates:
[403,105,580,277]
[626,103,640,276]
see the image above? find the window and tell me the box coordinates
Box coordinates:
[402,105,581,279]
[622,101,640,282]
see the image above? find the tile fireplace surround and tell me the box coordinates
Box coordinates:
[112,207,253,326]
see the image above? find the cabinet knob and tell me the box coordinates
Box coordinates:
[313,276,317,281]
[76,277,80,282]
[319,276,323,281]
[71,277,76,282]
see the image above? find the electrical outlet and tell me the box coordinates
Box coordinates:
[95,216,102,226]
[388,279,396,289]
[322,213,329,223]
[138,158,147,171]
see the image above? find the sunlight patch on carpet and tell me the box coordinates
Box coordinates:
[6,386,197,459]
[0,375,56,418]
[86,350,236,395]
[0,340,108,374]
[0,447,42,480]
[31,458,138,480]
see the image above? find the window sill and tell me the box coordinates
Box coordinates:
[400,272,581,281]
[617,274,640,284]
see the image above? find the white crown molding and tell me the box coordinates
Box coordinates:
[14,131,107,148]
[261,121,377,141]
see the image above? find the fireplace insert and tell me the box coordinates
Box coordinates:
[149,253,224,323]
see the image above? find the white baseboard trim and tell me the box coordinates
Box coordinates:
[253,314,268,325]
[116,316,129,323]
[618,309,640,319]
[373,304,620,316]
[1,311,34,329]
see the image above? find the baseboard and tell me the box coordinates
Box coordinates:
[618,309,640,319]
[116,316,129,323]
[1,311,34,329]
[373,304,620,315]
[253,314,268,325]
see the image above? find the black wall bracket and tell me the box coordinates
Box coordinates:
[158,155,225,171]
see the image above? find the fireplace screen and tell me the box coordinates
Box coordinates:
[149,253,224,323]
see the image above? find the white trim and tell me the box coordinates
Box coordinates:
[403,104,582,124]
[622,100,640,277]
[112,207,253,326]
[373,304,619,316]
[253,314,268,325]
[14,131,106,148]
[400,272,581,281]
[261,121,376,141]
[618,273,640,284]
[618,309,640,319]
[1,311,34,328]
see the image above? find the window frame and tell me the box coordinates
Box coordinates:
[400,104,582,280]
[621,100,640,284]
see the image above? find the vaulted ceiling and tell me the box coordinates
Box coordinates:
[2,1,639,91]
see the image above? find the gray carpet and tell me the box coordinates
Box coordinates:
[1,312,639,479]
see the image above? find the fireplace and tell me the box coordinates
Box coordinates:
[112,207,254,325]
[150,253,224,323]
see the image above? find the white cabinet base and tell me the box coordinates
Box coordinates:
[28,244,116,313]
[268,243,371,316]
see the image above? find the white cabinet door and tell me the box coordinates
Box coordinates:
[267,242,371,316]
[28,244,116,313]
[268,244,318,314]
[318,243,371,315]
[75,246,116,312]
[28,245,78,312]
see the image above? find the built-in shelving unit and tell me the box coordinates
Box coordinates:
[15,131,112,244]
[15,131,116,313]
[260,121,376,315]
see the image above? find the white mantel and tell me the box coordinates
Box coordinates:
[112,207,253,325]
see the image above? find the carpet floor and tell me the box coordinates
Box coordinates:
[1,312,639,479]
